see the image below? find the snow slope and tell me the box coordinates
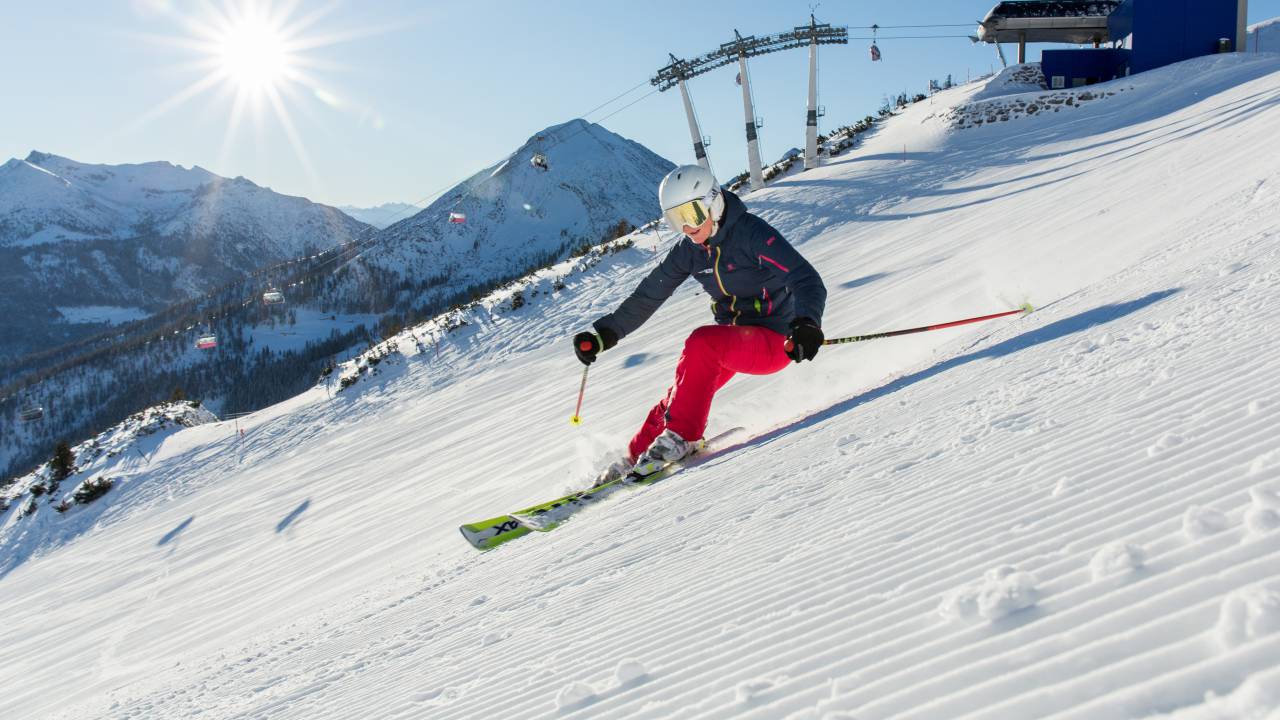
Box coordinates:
[2,52,1280,719]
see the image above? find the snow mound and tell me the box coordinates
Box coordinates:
[613,658,648,686]
[1090,541,1147,581]
[1244,485,1280,536]
[1183,505,1230,540]
[554,681,596,710]
[1144,669,1280,719]
[938,566,1041,622]
[1215,585,1280,650]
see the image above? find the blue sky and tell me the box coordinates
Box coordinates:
[3,0,1278,209]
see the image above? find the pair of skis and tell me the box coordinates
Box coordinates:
[459,428,745,550]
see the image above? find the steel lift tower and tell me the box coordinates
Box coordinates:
[652,18,846,189]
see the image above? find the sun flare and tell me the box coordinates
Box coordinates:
[215,13,291,93]
[132,0,382,181]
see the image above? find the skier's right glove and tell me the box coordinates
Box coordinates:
[784,317,824,363]
[573,327,617,366]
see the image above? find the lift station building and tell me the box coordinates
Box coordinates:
[979,0,1251,89]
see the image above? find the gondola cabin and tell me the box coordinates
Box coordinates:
[262,290,285,306]
[870,43,882,61]
[20,404,44,422]
[448,212,467,224]
[196,334,218,350]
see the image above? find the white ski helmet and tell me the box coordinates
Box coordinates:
[658,164,724,233]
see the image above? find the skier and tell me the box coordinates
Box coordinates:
[573,165,826,483]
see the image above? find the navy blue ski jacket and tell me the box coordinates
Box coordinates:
[594,190,826,341]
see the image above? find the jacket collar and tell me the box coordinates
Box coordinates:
[687,190,745,251]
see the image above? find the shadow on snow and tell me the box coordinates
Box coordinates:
[734,289,1180,455]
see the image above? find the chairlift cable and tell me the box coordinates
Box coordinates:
[860,23,974,29]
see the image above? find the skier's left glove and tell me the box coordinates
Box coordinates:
[784,317,823,363]
[573,327,618,366]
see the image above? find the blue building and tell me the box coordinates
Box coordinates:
[981,0,1250,89]
[1108,0,1247,73]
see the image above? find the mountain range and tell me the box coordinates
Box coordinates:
[336,203,422,229]
[0,152,371,361]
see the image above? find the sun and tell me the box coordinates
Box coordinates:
[215,11,291,93]
[130,0,383,181]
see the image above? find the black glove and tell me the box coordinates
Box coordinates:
[784,317,823,363]
[573,327,618,366]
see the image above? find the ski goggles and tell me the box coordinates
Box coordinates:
[662,197,712,232]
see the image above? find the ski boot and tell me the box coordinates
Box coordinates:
[630,429,697,479]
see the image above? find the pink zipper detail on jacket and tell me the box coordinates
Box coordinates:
[759,253,790,273]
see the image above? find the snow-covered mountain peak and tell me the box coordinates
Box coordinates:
[363,119,672,295]
[19,149,220,202]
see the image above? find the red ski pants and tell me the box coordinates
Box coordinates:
[628,324,791,461]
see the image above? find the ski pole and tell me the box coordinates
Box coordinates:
[796,303,1033,351]
[570,366,589,426]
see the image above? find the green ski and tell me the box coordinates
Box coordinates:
[459,428,745,550]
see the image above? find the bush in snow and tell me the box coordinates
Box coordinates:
[510,290,525,311]
[50,440,76,482]
[73,477,114,505]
